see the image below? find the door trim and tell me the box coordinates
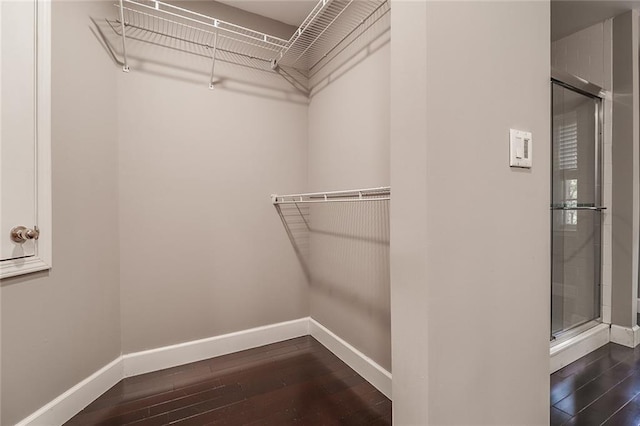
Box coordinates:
[0,0,51,279]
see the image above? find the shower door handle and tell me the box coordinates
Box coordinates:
[550,206,607,211]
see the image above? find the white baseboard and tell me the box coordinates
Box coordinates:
[550,323,610,373]
[610,324,640,348]
[16,317,392,425]
[16,318,308,426]
[123,318,309,377]
[15,357,122,426]
[309,318,392,399]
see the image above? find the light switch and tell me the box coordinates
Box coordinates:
[510,129,532,168]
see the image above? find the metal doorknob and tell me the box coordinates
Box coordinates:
[11,226,40,243]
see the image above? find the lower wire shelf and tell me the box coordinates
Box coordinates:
[271,187,390,204]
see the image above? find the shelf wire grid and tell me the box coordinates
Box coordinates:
[275,0,387,72]
[116,0,288,63]
[307,0,389,84]
[272,187,390,205]
[111,0,387,93]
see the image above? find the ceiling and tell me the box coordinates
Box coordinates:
[552,0,640,41]
[217,0,317,27]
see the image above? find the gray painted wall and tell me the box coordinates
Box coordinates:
[391,1,550,424]
[1,2,121,424]
[611,10,639,328]
[117,71,310,353]
[115,1,310,353]
[389,1,429,422]
[307,38,391,371]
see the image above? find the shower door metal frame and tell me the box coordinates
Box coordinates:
[550,68,605,341]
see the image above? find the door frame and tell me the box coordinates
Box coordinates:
[0,0,52,279]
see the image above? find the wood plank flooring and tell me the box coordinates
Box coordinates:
[551,342,640,425]
[64,336,391,425]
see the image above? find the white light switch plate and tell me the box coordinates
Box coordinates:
[510,129,532,168]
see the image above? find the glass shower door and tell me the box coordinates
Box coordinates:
[551,81,603,339]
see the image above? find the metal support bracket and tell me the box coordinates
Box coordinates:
[208,25,219,90]
[118,0,130,72]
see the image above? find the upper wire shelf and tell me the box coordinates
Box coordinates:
[112,0,388,93]
[117,0,287,59]
[272,187,390,204]
[272,0,388,73]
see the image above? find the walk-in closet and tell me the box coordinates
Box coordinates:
[2,0,555,425]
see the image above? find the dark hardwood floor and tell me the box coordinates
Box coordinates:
[551,342,640,425]
[64,336,391,425]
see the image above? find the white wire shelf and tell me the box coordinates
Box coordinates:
[271,187,390,204]
[114,0,289,88]
[118,0,287,54]
[111,0,388,93]
[272,0,388,73]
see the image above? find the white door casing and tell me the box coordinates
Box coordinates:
[0,0,51,279]
[1,0,37,261]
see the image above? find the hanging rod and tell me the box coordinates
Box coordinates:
[272,186,390,205]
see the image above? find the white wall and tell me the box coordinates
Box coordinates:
[391,1,550,424]
[1,2,121,424]
[307,37,391,371]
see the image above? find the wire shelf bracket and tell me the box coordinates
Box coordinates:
[208,26,219,90]
[271,186,390,205]
[118,0,130,72]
